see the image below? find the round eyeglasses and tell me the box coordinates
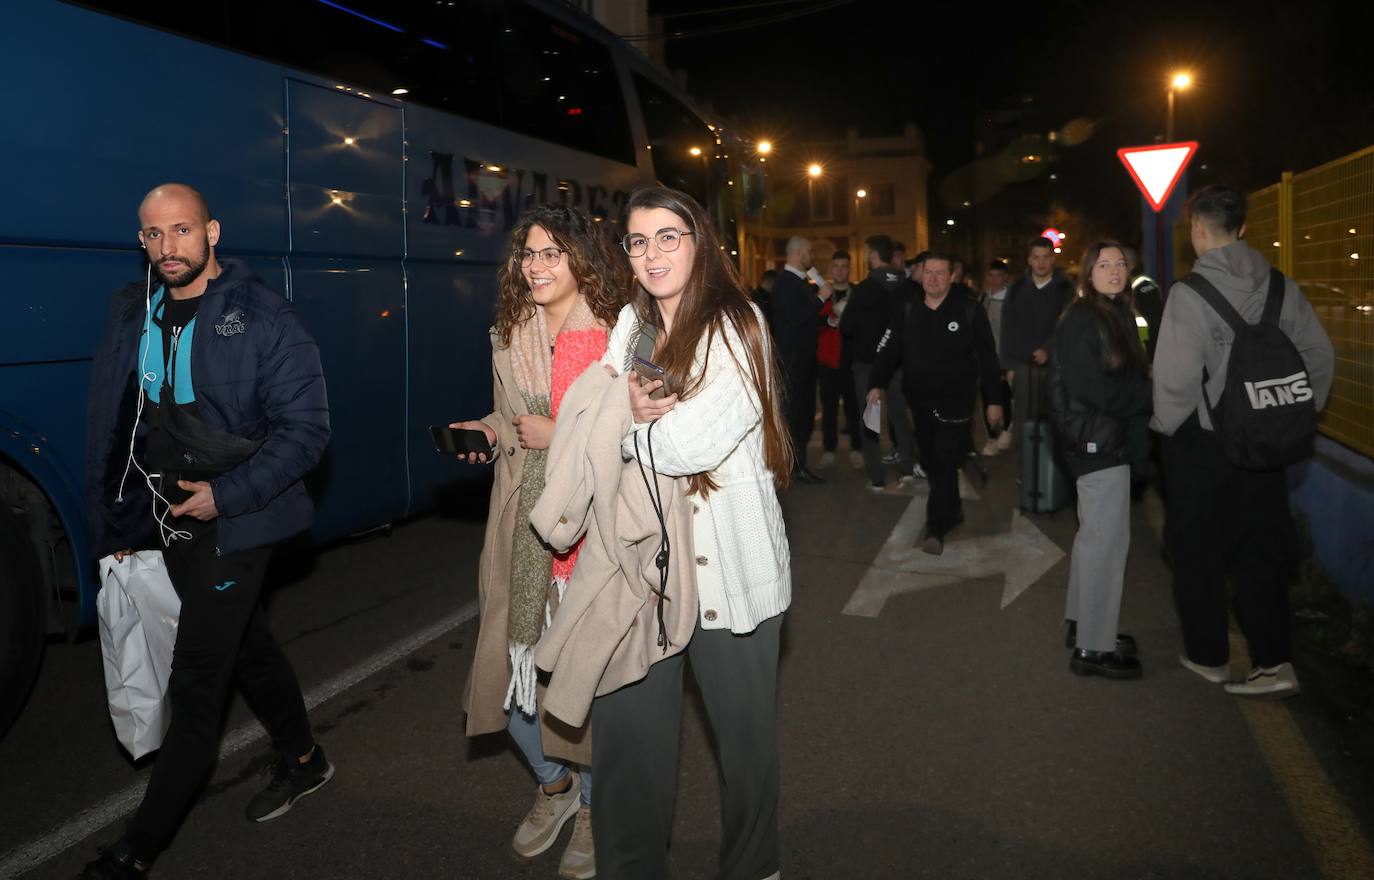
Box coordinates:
[517,247,565,268]
[621,228,696,258]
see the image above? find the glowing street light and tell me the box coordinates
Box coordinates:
[689,146,703,157]
[807,163,823,178]
[1171,71,1193,90]
[855,188,867,199]
[757,140,772,155]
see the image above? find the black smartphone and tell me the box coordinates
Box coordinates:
[633,324,670,400]
[430,425,493,456]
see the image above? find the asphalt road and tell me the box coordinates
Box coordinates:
[3,441,1373,879]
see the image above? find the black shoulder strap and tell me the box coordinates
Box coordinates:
[1182,272,1248,336]
[1260,268,1286,327]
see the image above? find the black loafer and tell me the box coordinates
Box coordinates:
[1069,648,1143,680]
[793,466,825,484]
[1064,621,1138,656]
[79,842,148,878]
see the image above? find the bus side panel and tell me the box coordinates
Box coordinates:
[404,262,498,513]
[285,80,407,536]
[290,259,407,537]
[0,4,286,254]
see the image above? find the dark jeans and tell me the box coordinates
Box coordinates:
[1162,414,1298,669]
[912,401,970,539]
[851,362,886,486]
[591,616,782,880]
[819,362,861,453]
[125,517,313,861]
[783,359,817,468]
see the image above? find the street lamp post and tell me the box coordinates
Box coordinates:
[1166,71,1192,141]
[854,188,867,258]
[756,140,772,283]
[807,163,823,239]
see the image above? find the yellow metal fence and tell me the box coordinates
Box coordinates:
[1176,147,1374,459]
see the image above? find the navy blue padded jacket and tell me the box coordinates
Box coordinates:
[85,259,330,558]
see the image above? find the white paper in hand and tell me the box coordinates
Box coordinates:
[863,400,882,434]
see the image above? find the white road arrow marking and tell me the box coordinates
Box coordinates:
[841,490,1065,618]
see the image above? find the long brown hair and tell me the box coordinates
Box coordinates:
[623,186,793,495]
[1067,240,1147,374]
[494,203,629,346]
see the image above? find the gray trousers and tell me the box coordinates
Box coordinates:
[591,615,783,880]
[1065,465,1131,652]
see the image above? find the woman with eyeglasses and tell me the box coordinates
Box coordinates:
[592,187,792,880]
[450,203,627,879]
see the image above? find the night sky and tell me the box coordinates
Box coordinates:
[649,0,1374,239]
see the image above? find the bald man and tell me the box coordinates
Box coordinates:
[82,184,332,878]
[769,236,831,482]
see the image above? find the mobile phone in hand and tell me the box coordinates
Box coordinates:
[430,425,493,456]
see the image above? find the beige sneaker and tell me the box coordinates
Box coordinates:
[980,438,1000,457]
[1224,662,1301,699]
[513,776,580,859]
[996,428,1013,451]
[558,805,595,879]
[849,450,864,470]
[818,451,836,469]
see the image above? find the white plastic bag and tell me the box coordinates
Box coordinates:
[98,551,180,759]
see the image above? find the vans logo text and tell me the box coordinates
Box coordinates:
[1244,372,1313,409]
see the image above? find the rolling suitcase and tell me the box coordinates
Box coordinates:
[1019,361,1071,514]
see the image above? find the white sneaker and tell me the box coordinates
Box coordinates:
[558,806,595,879]
[1179,654,1229,684]
[849,450,864,470]
[818,451,835,469]
[996,428,1013,451]
[513,776,581,858]
[912,464,927,479]
[895,475,915,489]
[981,439,1000,457]
[1224,662,1301,699]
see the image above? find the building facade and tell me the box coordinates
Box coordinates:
[741,124,930,285]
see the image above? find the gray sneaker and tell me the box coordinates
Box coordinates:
[1224,662,1301,699]
[1179,654,1229,684]
[513,775,581,859]
[558,805,596,879]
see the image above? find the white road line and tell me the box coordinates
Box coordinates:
[0,600,479,880]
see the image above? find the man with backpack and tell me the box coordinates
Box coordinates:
[1152,185,1334,699]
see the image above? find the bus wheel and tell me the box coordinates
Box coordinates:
[0,503,45,739]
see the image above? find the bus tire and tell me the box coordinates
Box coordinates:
[0,503,45,740]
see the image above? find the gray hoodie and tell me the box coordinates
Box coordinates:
[1150,240,1334,435]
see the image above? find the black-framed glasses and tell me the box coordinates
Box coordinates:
[621,228,695,258]
[517,247,565,268]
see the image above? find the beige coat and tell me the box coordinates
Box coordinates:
[462,329,591,765]
[531,366,698,735]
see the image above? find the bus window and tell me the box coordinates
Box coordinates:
[73,1,504,128]
[633,74,715,209]
[496,4,635,166]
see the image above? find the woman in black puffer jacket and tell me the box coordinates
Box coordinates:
[1050,241,1152,679]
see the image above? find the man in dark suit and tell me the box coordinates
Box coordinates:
[769,236,831,482]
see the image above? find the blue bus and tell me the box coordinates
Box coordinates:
[0,0,743,736]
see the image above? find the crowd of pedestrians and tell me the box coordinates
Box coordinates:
[78,180,1335,879]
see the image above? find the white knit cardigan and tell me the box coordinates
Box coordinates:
[602,302,791,634]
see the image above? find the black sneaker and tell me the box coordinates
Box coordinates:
[245,745,335,822]
[79,842,147,878]
[881,451,899,465]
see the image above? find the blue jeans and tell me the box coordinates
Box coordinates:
[507,707,592,806]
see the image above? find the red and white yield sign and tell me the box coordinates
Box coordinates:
[1117,141,1198,212]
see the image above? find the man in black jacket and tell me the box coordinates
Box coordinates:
[868,253,1003,554]
[769,236,831,482]
[81,184,332,879]
[841,235,914,489]
[1000,236,1076,450]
